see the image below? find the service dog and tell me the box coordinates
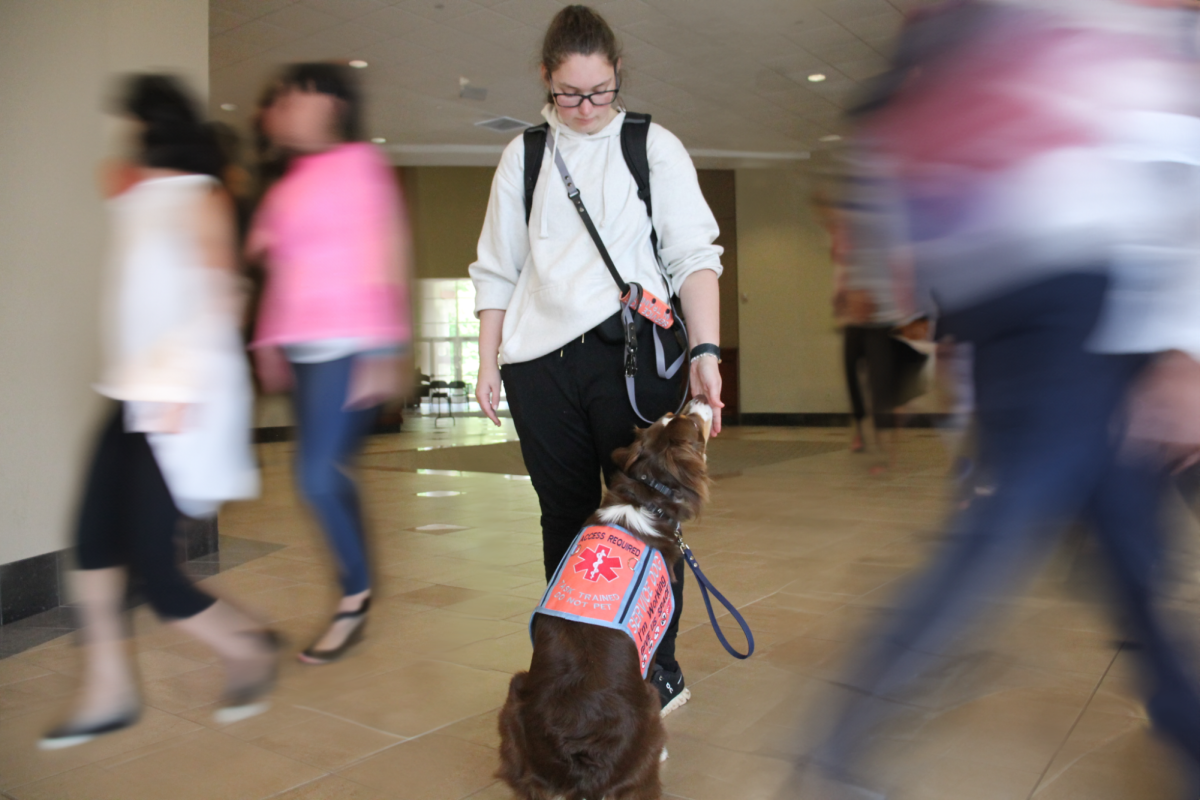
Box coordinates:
[498,397,713,800]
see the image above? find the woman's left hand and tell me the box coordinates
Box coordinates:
[689,356,724,436]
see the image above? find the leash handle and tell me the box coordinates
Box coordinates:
[676,538,754,660]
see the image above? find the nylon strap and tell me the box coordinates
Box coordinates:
[554,146,687,423]
[553,147,628,296]
[675,532,755,660]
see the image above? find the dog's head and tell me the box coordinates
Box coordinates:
[611,396,712,522]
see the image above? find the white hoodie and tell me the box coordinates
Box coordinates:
[470,105,723,365]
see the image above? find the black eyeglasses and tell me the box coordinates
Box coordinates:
[551,75,621,109]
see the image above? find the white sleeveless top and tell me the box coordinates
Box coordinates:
[96,174,259,517]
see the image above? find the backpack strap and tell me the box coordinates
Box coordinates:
[620,112,655,251]
[524,114,653,233]
[522,122,550,224]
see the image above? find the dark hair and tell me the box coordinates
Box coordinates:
[118,74,225,179]
[276,62,362,142]
[541,5,622,91]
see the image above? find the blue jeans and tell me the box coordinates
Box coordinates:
[812,274,1200,791]
[292,356,377,596]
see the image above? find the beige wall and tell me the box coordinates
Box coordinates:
[735,168,845,415]
[696,170,739,350]
[0,0,209,566]
[397,163,891,415]
[400,167,494,280]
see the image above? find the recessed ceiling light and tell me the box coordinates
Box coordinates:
[371,137,387,144]
[808,73,827,83]
[349,60,368,69]
[220,103,237,111]
[820,134,842,142]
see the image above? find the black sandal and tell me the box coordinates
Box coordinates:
[298,597,370,665]
[39,709,141,750]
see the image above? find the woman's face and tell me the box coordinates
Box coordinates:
[265,86,341,152]
[545,53,621,135]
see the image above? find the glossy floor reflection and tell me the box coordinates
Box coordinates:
[0,419,1190,799]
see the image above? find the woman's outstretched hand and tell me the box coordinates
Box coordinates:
[690,356,724,436]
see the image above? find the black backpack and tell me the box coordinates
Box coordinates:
[522,111,657,255]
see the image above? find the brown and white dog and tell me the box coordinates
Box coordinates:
[497,397,713,800]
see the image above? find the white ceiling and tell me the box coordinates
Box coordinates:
[209,0,937,167]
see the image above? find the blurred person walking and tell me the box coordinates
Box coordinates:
[247,63,411,665]
[788,2,1200,797]
[825,189,911,466]
[470,5,724,714]
[42,75,270,749]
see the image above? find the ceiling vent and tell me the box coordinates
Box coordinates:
[459,77,488,102]
[475,116,532,133]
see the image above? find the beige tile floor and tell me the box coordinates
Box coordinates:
[0,418,1194,799]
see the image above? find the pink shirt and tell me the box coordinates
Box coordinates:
[250,143,410,348]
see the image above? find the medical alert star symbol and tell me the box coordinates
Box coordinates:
[573,544,622,583]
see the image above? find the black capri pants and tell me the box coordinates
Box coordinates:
[502,319,687,669]
[843,324,898,427]
[75,404,215,620]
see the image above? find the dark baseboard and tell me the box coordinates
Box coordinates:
[739,413,852,427]
[0,516,220,627]
[739,412,952,429]
[253,412,506,444]
[0,551,66,626]
[254,426,295,443]
[256,413,951,439]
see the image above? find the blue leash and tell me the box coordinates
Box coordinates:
[674,528,754,659]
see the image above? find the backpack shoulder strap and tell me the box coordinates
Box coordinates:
[522,123,550,224]
[620,112,653,222]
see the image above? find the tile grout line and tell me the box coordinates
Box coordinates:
[259,774,332,800]
[1025,642,1126,800]
[290,704,411,740]
[329,698,508,774]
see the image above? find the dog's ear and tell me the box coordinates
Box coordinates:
[612,433,645,472]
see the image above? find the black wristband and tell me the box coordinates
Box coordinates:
[689,343,721,362]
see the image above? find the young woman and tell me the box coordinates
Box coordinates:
[471,5,724,714]
[248,63,410,664]
[42,75,271,749]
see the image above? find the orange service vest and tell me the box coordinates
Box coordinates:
[533,524,675,678]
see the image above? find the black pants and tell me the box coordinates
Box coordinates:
[75,405,214,620]
[842,324,897,427]
[503,320,687,670]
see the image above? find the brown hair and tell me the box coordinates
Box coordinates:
[541,5,622,88]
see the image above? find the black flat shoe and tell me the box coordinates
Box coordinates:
[298,597,370,665]
[39,709,140,750]
[215,629,283,724]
